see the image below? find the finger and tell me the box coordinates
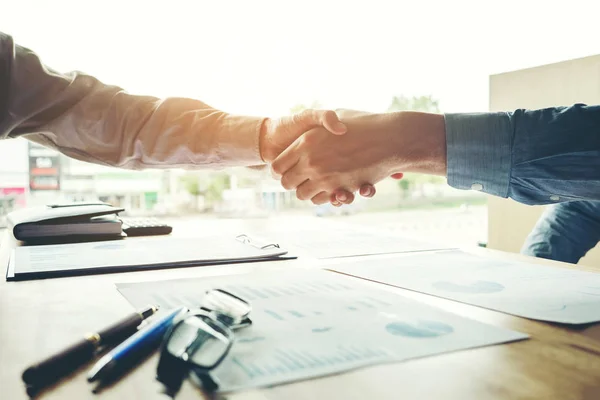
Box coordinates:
[311,192,331,205]
[331,196,342,207]
[280,168,308,190]
[271,140,301,176]
[334,190,355,204]
[296,180,322,201]
[391,172,404,180]
[359,184,376,198]
[319,110,347,135]
[295,109,347,135]
[270,166,281,180]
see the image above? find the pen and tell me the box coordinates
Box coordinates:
[22,305,158,391]
[87,306,188,385]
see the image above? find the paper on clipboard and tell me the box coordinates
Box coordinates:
[8,235,290,281]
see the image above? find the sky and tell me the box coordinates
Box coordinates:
[3,0,600,118]
[2,0,600,174]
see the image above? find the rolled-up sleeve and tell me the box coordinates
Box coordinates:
[0,32,266,170]
[445,112,513,198]
[445,104,600,205]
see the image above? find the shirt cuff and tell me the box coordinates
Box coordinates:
[444,112,513,198]
[214,114,266,167]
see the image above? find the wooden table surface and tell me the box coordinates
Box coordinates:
[1,220,600,400]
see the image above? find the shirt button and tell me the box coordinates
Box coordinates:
[550,195,560,201]
[471,183,483,191]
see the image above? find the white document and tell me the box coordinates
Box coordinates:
[252,224,452,259]
[330,250,600,324]
[10,235,288,280]
[116,269,526,392]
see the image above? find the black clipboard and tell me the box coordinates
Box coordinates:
[6,234,296,281]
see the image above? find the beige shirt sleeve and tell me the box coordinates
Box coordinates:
[1,32,266,169]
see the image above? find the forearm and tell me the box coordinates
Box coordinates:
[26,91,266,170]
[394,105,600,205]
[1,33,266,169]
[387,111,447,176]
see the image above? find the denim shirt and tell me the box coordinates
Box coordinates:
[521,200,600,263]
[445,104,600,205]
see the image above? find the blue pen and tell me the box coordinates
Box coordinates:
[87,306,187,383]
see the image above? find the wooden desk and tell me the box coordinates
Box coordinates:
[1,227,600,400]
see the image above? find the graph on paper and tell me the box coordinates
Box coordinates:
[116,269,526,392]
[330,249,600,324]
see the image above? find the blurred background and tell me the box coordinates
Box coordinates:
[1,0,599,250]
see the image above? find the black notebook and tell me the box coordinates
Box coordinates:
[7,203,125,243]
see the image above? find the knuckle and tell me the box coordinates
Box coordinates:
[282,176,301,191]
[312,193,329,205]
[271,163,283,176]
[296,190,308,201]
[280,177,292,190]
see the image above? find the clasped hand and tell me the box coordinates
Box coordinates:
[269,109,405,206]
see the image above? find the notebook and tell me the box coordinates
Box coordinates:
[14,215,122,238]
[7,202,125,243]
[6,234,292,281]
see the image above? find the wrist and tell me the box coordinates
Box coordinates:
[258,117,275,162]
[392,111,447,176]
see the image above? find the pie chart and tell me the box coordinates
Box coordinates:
[385,320,454,338]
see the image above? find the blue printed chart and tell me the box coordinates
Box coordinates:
[330,250,600,324]
[117,269,526,392]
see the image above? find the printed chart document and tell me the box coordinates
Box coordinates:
[330,250,600,324]
[8,235,289,280]
[252,224,452,259]
[117,269,526,392]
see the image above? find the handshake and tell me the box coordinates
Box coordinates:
[259,108,447,206]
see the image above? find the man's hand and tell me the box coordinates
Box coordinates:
[260,109,357,205]
[259,109,347,163]
[271,112,402,203]
[326,110,404,206]
[271,110,446,203]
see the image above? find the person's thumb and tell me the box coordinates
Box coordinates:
[293,109,347,135]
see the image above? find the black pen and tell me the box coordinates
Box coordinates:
[22,305,158,393]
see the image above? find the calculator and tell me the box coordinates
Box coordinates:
[119,217,173,237]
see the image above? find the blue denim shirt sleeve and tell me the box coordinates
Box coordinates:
[444,104,600,205]
[521,200,600,264]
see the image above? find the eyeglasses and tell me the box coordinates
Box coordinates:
[156,289,252,395]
